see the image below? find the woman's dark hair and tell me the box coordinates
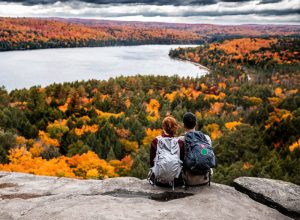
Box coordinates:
[162,116,179,136]
[183,112,196,129]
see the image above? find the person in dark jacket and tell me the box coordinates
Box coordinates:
[182,112,213,186]
[149,116,184,187]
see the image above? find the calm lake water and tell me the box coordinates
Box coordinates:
[0,45,207,91]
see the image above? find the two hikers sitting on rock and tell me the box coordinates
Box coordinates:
[148,112,216,189]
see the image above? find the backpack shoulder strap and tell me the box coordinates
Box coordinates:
[157,136,180,155]
[204,134,212,147]
[156,135,162,141]
[156,135,163,149]
[194,131,210,145]
[158,136,170,146]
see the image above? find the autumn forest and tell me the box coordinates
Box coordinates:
[0,17,299,185]
[1,17,300,51]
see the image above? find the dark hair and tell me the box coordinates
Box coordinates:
[162,116,179,136]
[183,112,196,129]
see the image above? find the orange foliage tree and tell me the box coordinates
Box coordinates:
[0,147,123,179]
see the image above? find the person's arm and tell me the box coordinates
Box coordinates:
[178,139,185,162]
[150,138,157,167]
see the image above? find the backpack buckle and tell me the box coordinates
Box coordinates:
[147,170,155,186]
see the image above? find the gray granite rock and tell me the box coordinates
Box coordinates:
[0,171,292,220]
[233,177,300,219]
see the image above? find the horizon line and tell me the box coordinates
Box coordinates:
[1,16,300,26]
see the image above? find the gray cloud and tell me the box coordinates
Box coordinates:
[69,7,299,17]
[0,0,287,6]
[1,0,219,5]
[259,0,282,4]
[0,0,299,24]
[180,9,300,17]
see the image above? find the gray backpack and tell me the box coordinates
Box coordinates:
[148,136,183,187]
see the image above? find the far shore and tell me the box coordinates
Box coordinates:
[172,57,210,72]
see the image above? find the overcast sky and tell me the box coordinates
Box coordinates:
[0,0,299,24]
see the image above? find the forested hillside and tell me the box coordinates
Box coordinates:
[0,36,299,185]
[1,17,300,51]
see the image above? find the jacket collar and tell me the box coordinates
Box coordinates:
[161,133,174,138]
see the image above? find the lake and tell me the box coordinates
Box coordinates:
[0,45,207,91]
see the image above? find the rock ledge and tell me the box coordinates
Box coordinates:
[0,172,293,220]
[233,177,300,219]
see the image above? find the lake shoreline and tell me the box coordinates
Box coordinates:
[171,57,210,72]
[0,45,206,91]
[0,43,202,53]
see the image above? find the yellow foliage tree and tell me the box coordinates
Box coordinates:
[268,97,283,107]
[29,142,43,157]
[289,139,300,152]
[109,155,133,176]
[146,99,160,122]
[58,103,68,112]
[218,82,226,89]
[46,119,69,138]
[243,96,263,105]
[86,169,100,179]
[274,87,283,97]
[67,151,117,179]
[0,147,127,179]
[200,83,208,91]
[147,89,154,96]
[204,123,222,140]
[243,162,253,170]
[96,109,124,119]
[265,109,292,130]
[208,102,224,115]
[225,121,242,131]
[15,136,27,145]
[125,98,131,108]
[165,91,177,103]
[191,89,201,100]
[74,124,99,136]
[120,139,139,153]
[287,89,298,96]
[0,147,75,178]
[39,131,60,147]
[80,115,91,122]
[142,128,162,146]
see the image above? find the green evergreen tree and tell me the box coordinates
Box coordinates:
[130,146,150,179]
[106,147,116,161]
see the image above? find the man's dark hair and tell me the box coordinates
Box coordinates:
[183,112,196,129]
